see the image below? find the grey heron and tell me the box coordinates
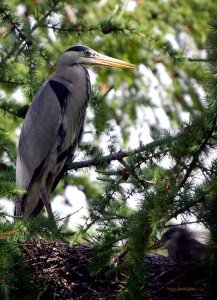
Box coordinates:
[151,227,206,263]
[15,45,135,218]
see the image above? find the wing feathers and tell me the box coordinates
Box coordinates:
[16,65,90,217]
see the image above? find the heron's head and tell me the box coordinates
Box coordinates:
[57,45,135,69]
[150,227,207,263]
[150,227,190,250]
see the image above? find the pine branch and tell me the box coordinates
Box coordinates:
[0,100,29,118]
[0,144,15,164]
[0,40,20,66]
[188,58,209,62]
[32,0,60,31]
[69,135,172,171]
[165,220,205,227]
[69,150,129,170]
[0,79,23,86]
[0,229,21,239]
[167,194,206,223]
[119,159,148,189]
[178,116,217,190]
[0,1,32,47]
[43,23,137,35]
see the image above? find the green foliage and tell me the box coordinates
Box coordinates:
[0,217,33,300]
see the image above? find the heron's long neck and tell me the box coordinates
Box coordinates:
[56,63,84,81]
[55,64,91,103]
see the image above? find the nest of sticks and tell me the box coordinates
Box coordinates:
[18,240,207,299]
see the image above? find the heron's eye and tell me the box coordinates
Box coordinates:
[84,50,91,57]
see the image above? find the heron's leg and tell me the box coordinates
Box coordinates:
[15,196,23,216]
[41,189,54,218]
[41,188,59,233]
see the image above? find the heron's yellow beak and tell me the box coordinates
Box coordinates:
[90,53,135,69]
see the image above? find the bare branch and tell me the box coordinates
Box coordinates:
[69,150,129,170]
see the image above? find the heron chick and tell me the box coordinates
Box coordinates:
[15,45,135,218]
[152,227,206,263]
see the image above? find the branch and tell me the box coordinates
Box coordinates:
[165,220,205,228]
[0,4,32,47]
[69,146,165,172]
[69,150,129,170]
[188,58,209,62]
[0,80,23,86]
[166,194,206,223]
[0,144,15,164]
[31,0,60,31]
[0,42,20,68]
[0,100,29,118]
[178,117,217,190]
[42,23,137,35]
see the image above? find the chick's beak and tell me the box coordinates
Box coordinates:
[148,239,166,250]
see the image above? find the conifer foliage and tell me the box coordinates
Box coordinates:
[0,0,217,299]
